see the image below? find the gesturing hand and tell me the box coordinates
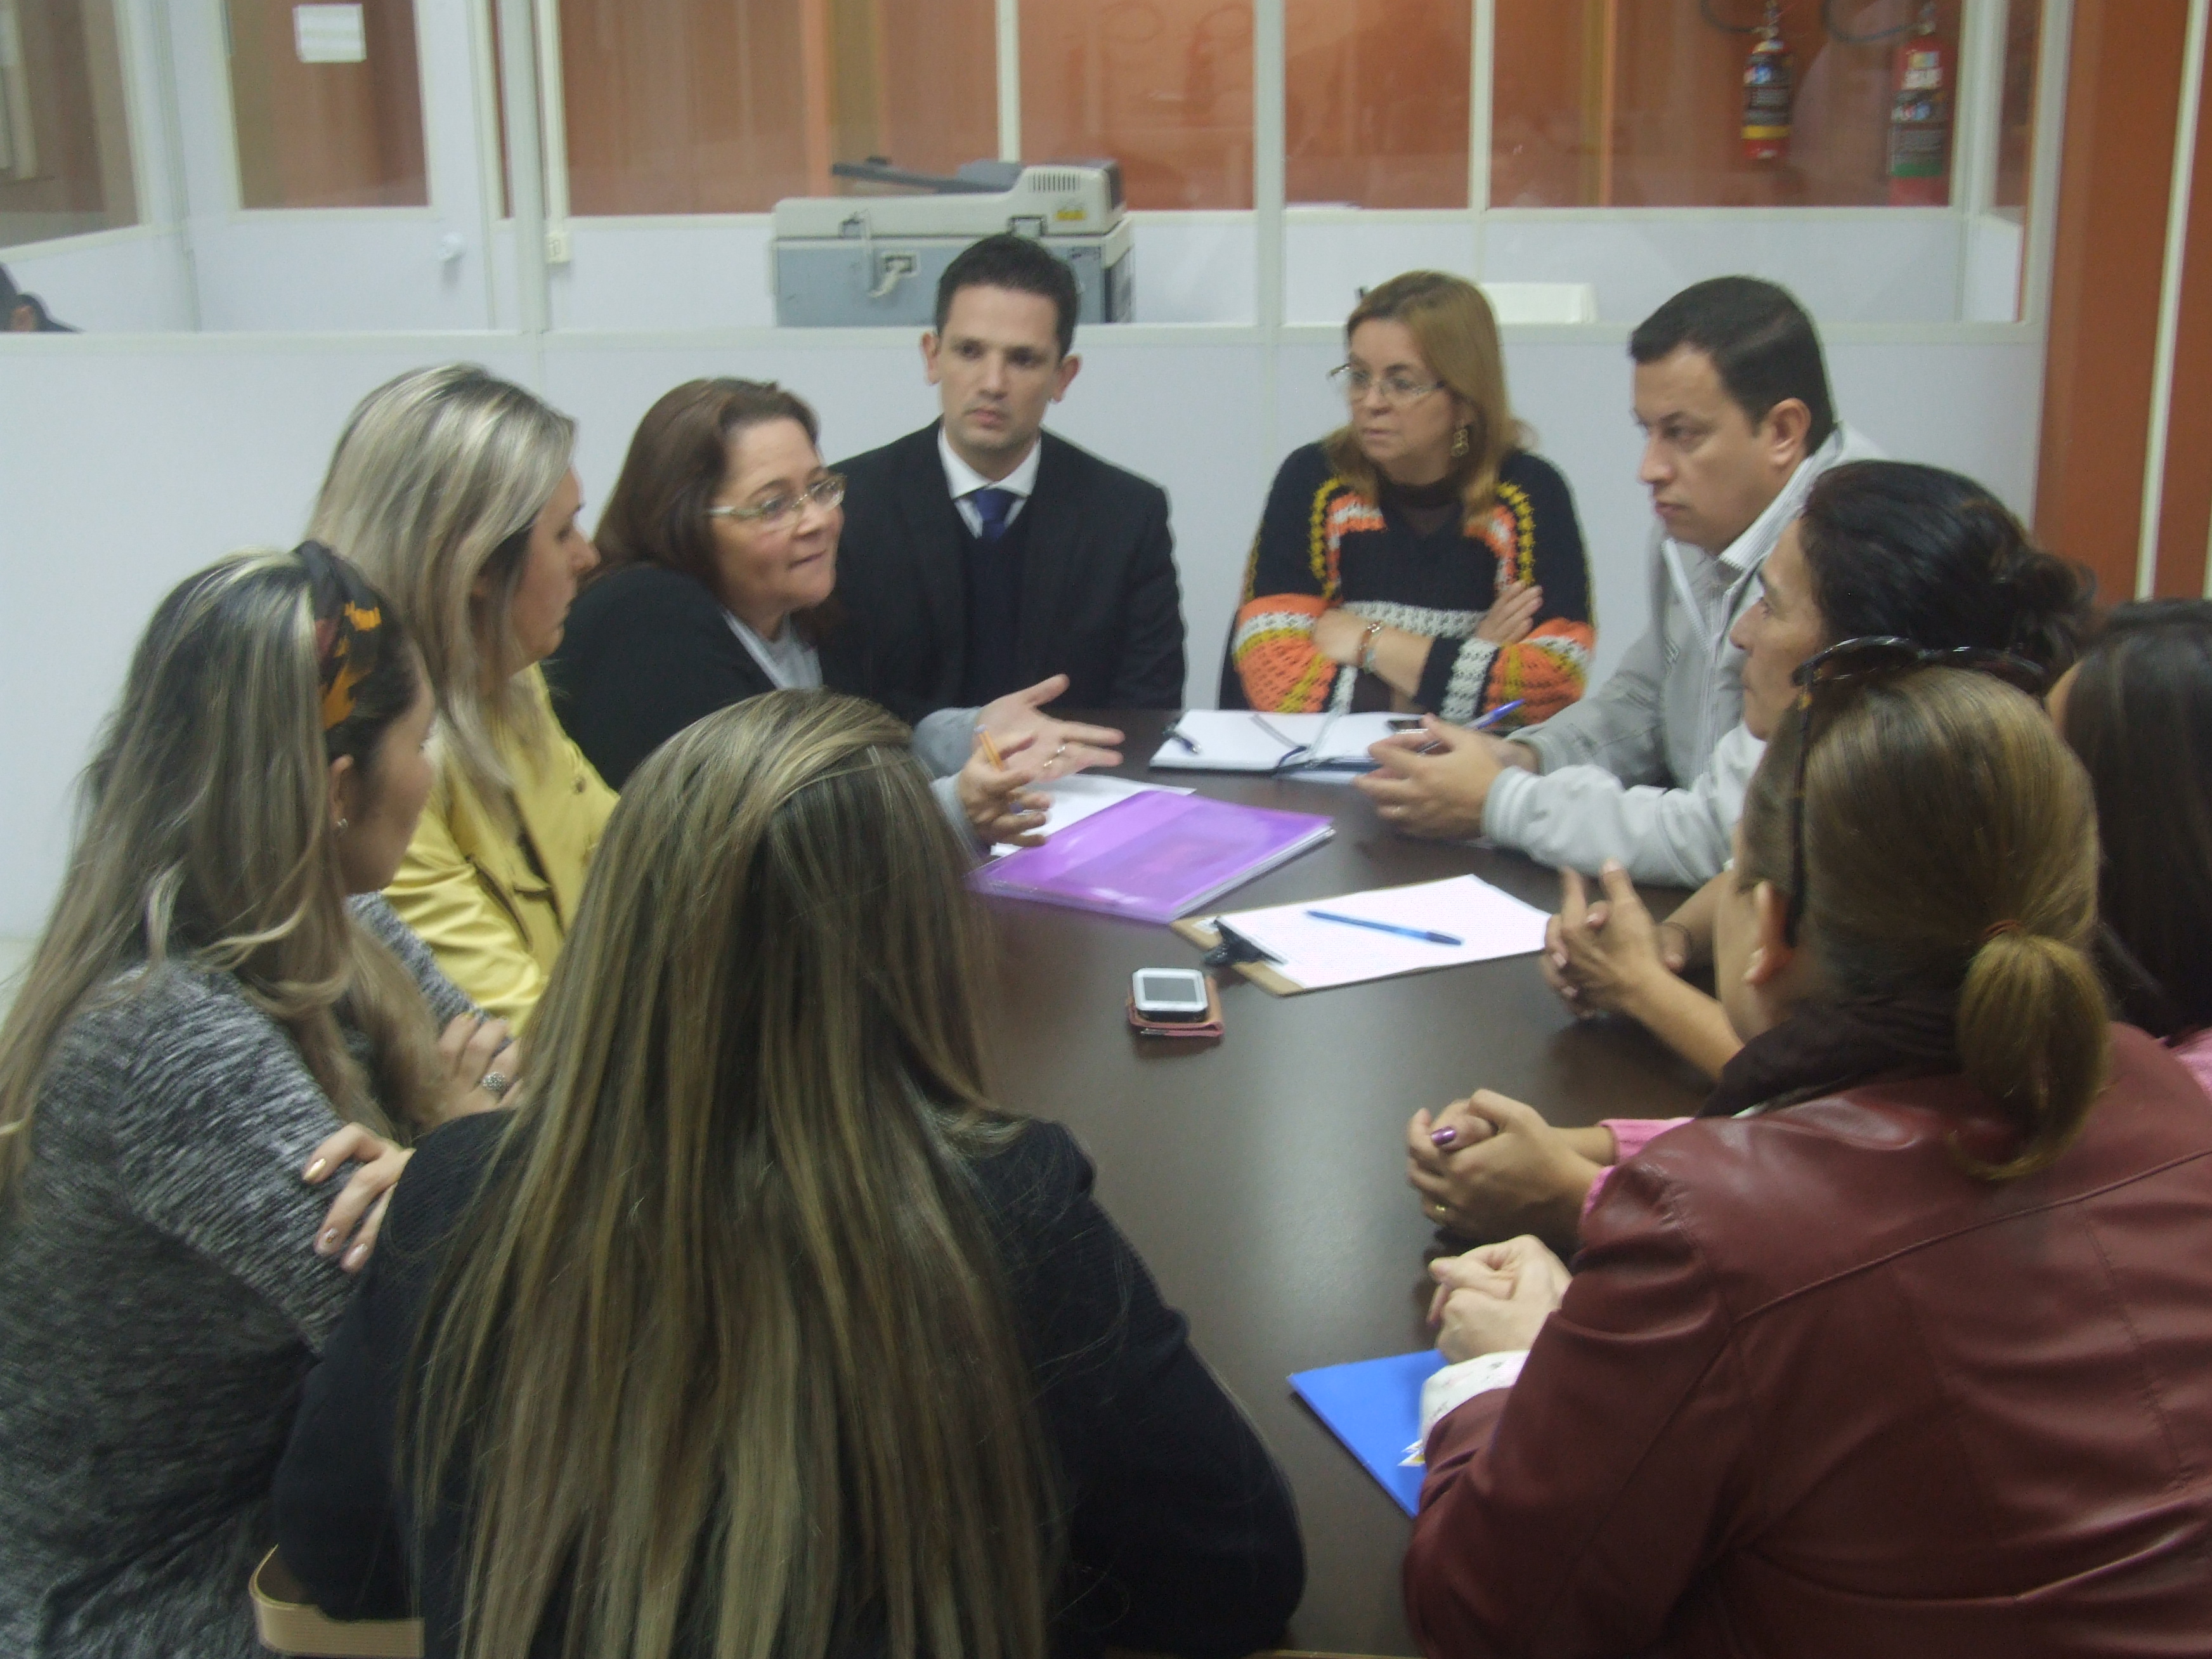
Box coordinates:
[1356,717,1515,839]
[976,675,1125,780]
[958,729,1053,847]
[303,1124,412,1273]
[1429,1235,1571,1361]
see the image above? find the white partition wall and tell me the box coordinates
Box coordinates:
[0,319,2047,939]
[0,0,2072,937]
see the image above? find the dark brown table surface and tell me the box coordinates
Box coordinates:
[980,711,1712,1656]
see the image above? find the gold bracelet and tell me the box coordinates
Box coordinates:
[1359,620,1385,674]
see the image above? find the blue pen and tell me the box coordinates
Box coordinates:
[1304,909,1463,946]
[1470,698,1525,732]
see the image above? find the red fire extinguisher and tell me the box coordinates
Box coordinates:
[1887,2,1952,206]
[1742,2,1793,164]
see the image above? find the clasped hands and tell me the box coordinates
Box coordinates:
[1542,862,1689,1020]
[1426,1233,1571,1363]
[1406,1089,1610,1248]
[954,673,1126,847]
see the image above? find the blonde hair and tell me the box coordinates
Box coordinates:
[1739,668,2108,1180]
[0,552,445,1197]
[1324,270,1522,531]
[308,364,576,810]
[407,690,1053,1659]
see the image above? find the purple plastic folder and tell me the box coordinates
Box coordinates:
[972,790,1334,922]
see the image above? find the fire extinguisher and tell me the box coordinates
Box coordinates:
[1742,2,1793,165]
[1887,2,1952,206]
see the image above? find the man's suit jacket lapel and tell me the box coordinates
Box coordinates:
[1013,434,1079,691]
[894,424,968,699]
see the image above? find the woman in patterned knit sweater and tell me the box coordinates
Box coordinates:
[1230,271,1594,727]
[0,548,512,1658]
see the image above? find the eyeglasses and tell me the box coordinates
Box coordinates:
[1328,365,1443,406]
[1781,636,2050,946]
[706,473,847,528]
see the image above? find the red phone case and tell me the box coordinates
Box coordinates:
[1128,974,1225,1039]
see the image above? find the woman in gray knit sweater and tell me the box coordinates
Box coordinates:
[0,547,521,1657]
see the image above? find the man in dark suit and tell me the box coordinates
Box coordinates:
[833,233,1187,771]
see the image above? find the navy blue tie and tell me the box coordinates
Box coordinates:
[970,486,1016,544]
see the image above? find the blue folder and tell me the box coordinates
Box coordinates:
[1289,1350,1448,1517]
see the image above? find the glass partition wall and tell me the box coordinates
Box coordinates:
[0,0,2066,334]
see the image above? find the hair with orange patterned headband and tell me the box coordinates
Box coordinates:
[294,540,386,731]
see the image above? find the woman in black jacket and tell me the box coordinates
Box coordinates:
[546,379,1117,856]
[273,690,1304,1659]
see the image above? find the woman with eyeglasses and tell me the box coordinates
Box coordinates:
[309,365,617,1028]
[1227,271,1594,727]
[2052,600,2212,1096]
[1402,461,2091,1247]
[546,379,1091,846]
[1405,665,2212,1655]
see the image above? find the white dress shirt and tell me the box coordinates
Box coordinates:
[939,426,1041,537]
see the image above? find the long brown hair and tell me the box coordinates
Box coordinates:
[594,377,821,592]
[0,551,445,1195]
[1738,668,2107,1180]
[406,691,1052,1659]
[1322,270,1521,531]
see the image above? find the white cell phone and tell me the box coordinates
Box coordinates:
[1130,967,1211,1023]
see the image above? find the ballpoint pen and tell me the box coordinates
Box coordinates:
[1163,719,1201,754]
[1304,909,1464,946]
[1470,698,1525,731]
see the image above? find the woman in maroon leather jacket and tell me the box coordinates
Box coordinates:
[1404,659,2212,1658]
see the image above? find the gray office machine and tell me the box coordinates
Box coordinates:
[771,159,1133,328]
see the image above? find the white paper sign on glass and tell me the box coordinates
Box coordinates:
[294,4,367,63]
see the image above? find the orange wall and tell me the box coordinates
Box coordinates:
[2036,0,2191,601]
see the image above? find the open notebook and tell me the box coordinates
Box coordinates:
[1149,710,1410,774]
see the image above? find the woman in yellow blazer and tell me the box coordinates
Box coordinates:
[308,365,616,1025]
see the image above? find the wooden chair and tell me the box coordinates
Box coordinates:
[250,1550,421,1658]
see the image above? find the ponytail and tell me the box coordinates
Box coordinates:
[1738,667,2108,1181]
[1955,929,2110,1180]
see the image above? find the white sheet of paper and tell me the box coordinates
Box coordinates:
[988,774,1194,858]
[1212,875,1550,990]
[1150,710,1409,772]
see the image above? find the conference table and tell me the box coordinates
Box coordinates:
[980,711,1712,1656]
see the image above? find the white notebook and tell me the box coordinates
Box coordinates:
[1149,710,1409,774]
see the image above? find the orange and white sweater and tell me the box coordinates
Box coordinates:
[1230,443,1594,727]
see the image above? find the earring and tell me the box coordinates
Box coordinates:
[1451,425,1471,459]
[335,817,349,834]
